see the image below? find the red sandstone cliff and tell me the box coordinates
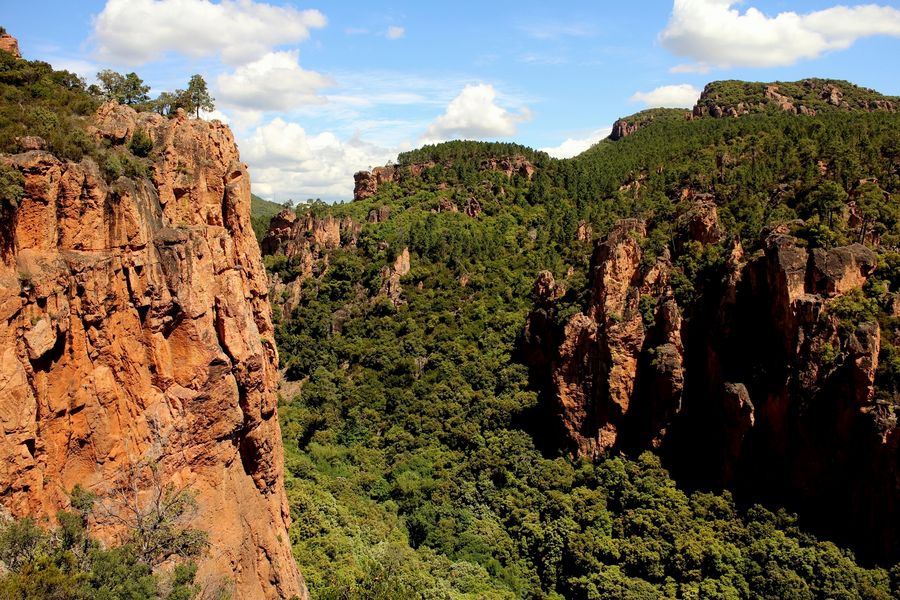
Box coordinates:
[0,102,306,598]
[0,33,22,59]
[537,218,684,457]
[527,199,898,561]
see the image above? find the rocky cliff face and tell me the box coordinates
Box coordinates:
[261,208,360,318]
[353,166,397,201]
[608,108,689,141]
[528,201,899,562]
[0,33,21,59]
[546,219,684,456]
[260,208,413,313]
[0,103,306,598]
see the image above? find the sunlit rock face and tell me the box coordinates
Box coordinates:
[0,102,306,599]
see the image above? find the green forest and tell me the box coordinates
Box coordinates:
[268,99,900,597]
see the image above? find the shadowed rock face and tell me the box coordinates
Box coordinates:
[0,102,306,599]
[527,202,899,563]
[529,219,685,457]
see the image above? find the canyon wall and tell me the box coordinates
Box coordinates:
[527,202,900,562]
[0,103,306,598]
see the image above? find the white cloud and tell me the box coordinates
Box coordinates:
[519,53,567,65]
[217,50,333,111]
[203,108,230,124]
[92,0,326,65]
[424,84,532,142]
[540,127,612,159]
[240,118,395,201]
[660,0,900,70]
[630,84,700,108]
[386,26,405,40]
[48,57,100,79]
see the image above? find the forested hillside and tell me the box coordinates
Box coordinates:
[264,81,900,599]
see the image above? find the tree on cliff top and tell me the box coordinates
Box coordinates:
[184,74,214,118]
[96,69,150,106]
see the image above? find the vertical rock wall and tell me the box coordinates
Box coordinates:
[0,103,306,599]
[529,203,899,562]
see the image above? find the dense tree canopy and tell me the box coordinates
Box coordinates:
[262,104,900,597]
[96,69,150,105]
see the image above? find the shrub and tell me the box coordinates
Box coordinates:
[129,128,153,157]
[0,162,23,210]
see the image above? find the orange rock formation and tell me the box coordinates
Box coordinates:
[0,33,21,59]
[0,102,306,599]
[526,200,897,561]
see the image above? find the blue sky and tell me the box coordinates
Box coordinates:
[4,0,900,201]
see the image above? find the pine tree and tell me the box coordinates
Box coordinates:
[185,74,214,118]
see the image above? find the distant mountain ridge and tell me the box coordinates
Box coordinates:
[693,78,898,118]
[607,78,899,143]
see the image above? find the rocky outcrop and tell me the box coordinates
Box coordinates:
[367,205,391,223]
[0,33,21,59]
[610,118,640,141]
[529,200,899,562]
[676,194,722,249]
[380,247,411,306]
[464,197,482,218]
[0,103,305,598]
[479,156,535,180]
[262,209,357,258]
[15,136,45,152]
[575,221,593,242]
[353,166,396,201]
[261,209,359,318]
[353,171,377,201]
[353,156,536,201]
[433,198,458,213]
[822,83,844,106]
[609,108,690,141]
[674,231,894,561]
[542,219,685,456]
[693,79,897,119]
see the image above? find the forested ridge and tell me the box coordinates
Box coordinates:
[265,82,900,598]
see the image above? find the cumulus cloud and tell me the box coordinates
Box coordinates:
[92,0,326,65]
[541,127,612,158]
[386,26,405,40]
[540,127,612,159]
[660,0,900,70]
[240,118,395,201]
[217,50,333,111]
[424,84,531,142]
[630,84,700,108]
